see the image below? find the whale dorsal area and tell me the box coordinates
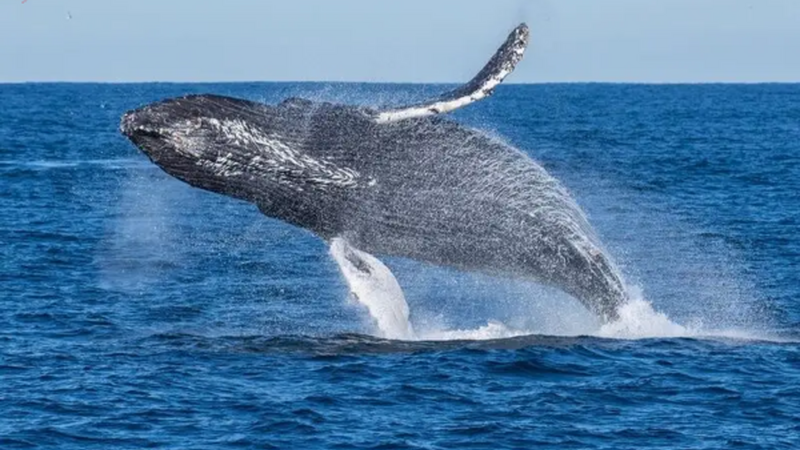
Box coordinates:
[374,23,529,124]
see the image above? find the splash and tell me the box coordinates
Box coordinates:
[598,294,690,339]
[596,288,779,341]
[333,259,776,342]
[417,320,527,341]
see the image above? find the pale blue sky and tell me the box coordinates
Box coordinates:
[1,0,799,83]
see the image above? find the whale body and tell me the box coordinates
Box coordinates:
[120,24,629,322]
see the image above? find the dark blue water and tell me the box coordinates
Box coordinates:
[1,83,799,449]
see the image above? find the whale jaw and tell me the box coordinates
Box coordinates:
[119,96,281,204]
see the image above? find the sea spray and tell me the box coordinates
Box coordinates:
[335,260,774,342]
[598,286,690,339]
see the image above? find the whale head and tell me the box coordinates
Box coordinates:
[120,94,364,209]
[122,95,274,199]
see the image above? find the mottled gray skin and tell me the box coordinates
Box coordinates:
[121,94,628,322]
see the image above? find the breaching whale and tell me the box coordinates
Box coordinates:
[120,23,629,324]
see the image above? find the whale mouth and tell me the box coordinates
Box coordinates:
[120,108,174,164]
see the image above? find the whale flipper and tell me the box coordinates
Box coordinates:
[375,23,530,124]
[329,238,415,340]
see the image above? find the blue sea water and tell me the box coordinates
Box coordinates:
[1,82,799,449]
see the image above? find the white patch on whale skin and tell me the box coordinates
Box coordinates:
[168,117,369,188]
[197,151,243,178]
[375,23,529,124]
[163,119,206,158]
[376,63,516,123]
[330,238,415,340]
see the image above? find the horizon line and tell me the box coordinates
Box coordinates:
[2,80,800,86]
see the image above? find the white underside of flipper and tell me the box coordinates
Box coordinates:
[329,238,415,340]
[375,23,530,124]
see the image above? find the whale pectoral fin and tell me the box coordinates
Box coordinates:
[329,238,415,340]
[374,23,530,124]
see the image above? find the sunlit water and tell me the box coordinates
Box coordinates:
[1,83,799,449]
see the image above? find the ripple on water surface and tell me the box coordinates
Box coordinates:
[1,83,799,449]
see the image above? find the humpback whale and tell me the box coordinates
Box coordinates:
[120,23,629,323]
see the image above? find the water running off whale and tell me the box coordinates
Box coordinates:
[120,23,645,332]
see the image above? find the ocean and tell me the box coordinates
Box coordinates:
[1,82,798,449]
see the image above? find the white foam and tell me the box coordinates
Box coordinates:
[328,238,782,343]
[345,276,783,342]
[416,320,528,341]
[596,288,691,339]
[593,287,782,342]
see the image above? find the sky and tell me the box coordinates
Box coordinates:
[1,0,799,83]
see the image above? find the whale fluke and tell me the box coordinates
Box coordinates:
[375,23,530,124]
